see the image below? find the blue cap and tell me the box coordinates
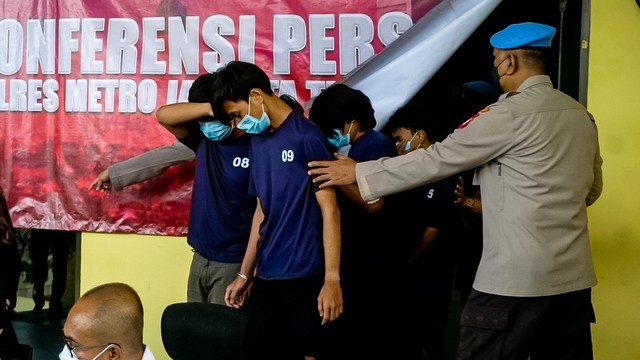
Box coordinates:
[462,81,499,103]
[490,22,556,50]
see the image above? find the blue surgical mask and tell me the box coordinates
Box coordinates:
[327,122,353,148]
[403,133,418,152]
[236,97,270,134]
[199,121,232,141]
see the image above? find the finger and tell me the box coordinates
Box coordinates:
[317,299,324,320]
[316,179,336,189]
[333,153,349,160]
[308,168,328,176]
[320,306,329,325]
[321,305,337,325]
[225,289,234,306]
[308,160,330,169]
[311,173,331,183]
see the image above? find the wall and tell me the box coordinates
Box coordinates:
[79,233,192,360]
[589,0,640,358]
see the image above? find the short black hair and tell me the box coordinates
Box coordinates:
[188,73,216,103]
[516,48,549,73]
[308,84,376,136]
[187,73,217,122]
[381,103,450,143]
[279,94,303,115]
[210,61,274,123]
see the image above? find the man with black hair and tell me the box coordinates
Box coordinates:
[155,73,255,306]
[382,104,460,360]
[212,61,342,360]
[308,84,409,359]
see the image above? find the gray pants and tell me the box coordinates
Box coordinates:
[457,288,594,360]
[187,251,241,305]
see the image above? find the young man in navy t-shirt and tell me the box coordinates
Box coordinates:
[211,61,342,360]
[309,84,413,359]
[157,73,255,305]
[382,104,461,359]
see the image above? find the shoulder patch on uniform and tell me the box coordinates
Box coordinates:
[457,107,490,129]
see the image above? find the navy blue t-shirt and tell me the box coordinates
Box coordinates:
[339,130,401,274]
[182,128,255,263]
[248,111,332,279]
[402,175,460,271]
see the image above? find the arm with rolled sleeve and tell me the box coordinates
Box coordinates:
[108,140,195,191]
[356,105,515,202]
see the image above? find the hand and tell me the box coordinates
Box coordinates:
[225,276,251,308]
[308,154,357,188]
[317,279,343,325]
[454,176,482,214]
[453,176,466,206]
[89,169,112,192]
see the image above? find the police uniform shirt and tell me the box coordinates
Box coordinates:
[340,130,398,273]
[355,75,603,297]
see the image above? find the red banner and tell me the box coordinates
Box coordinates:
[0,0,439,235]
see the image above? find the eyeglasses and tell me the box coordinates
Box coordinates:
[64,337,118,360]
[494,54,510,69]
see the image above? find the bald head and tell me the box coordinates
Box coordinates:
[64,283,145,359]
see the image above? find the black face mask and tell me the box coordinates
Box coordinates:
[490,67,504,94]
[491,55,509,94]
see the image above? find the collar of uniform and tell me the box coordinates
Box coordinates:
[515,75,553,93]
[498,75,552,101]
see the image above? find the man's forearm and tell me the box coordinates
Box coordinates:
[108,141,195,190]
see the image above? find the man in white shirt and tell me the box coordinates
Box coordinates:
[61,283,155,360]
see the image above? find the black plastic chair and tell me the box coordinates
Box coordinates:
[161,302,248,360]
[0,344,33,360]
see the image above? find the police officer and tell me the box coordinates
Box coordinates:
[308,22,603,359]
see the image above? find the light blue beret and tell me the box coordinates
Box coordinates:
[462,81,499,102]
[490,22,556,50]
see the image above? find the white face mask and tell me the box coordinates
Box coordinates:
[60,344,115,360]
[59,346,74,360]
